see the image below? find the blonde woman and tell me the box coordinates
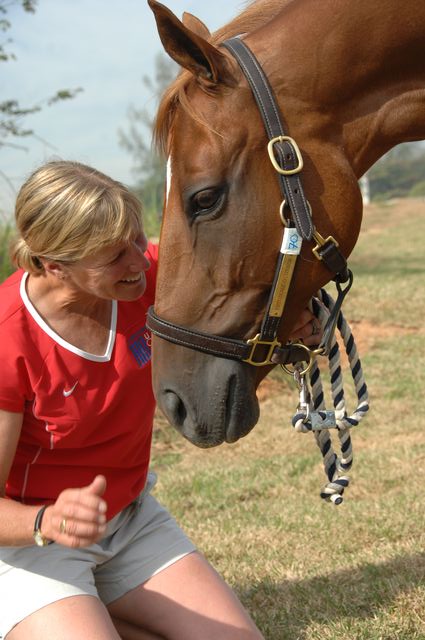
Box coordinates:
[0,161,317,640]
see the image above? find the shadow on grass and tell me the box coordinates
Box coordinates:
[241,552,425,639]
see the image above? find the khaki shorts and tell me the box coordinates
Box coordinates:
[0,473,196,638]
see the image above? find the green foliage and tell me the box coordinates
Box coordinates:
[119,53,178,237]
[0,1,82,150]
[0,1,36,63]
[0,223,15,282]
[0,1,36,62]
[368,142,425,200]
[409,179,425,197]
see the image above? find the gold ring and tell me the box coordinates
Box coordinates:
[281,342,314,377]
[60,518,67,535]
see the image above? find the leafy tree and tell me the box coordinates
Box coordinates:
[409,179,425,198]
[368,142,425,200]
[119,53,177,238]
[0,0,82,151]
[0,0,82,273]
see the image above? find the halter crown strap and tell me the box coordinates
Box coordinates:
[222,37,350,284]
[222,37,313,241]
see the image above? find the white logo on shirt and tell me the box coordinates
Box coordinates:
[63,381,78,397]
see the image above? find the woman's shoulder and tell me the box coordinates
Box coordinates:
[0,270,25,327]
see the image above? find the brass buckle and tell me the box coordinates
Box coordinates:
[244,334,281,366]
[312,230,339,261]
[267,135,304,175]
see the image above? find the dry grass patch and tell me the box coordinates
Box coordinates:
[150,199,425,639]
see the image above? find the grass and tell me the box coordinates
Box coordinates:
[150,198,425,639]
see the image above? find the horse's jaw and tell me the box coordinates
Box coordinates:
[152,342,260,447]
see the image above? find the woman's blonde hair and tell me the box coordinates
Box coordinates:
[12,160,144,274]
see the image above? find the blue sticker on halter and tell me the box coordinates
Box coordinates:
[281,227,302,255]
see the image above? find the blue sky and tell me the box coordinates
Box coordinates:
[1,0,245,216]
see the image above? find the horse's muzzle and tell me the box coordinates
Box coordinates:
[152,347,260,447]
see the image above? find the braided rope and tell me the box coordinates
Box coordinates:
[291,289,369,504]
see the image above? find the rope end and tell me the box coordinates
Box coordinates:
[320,475,350,505]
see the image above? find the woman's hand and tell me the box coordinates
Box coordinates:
[288,308,322,347]
[42,475,108,548]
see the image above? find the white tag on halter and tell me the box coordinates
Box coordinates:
[281,227,302,255]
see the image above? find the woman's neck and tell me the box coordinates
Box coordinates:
[26,272,113,355]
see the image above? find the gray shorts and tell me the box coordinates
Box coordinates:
[0,473,196,638]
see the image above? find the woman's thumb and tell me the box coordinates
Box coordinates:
[86,474,107,497]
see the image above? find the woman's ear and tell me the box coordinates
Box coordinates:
[40,258,66,280]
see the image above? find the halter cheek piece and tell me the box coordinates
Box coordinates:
[147,38,353,368]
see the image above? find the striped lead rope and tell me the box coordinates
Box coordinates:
[290,289,369,504]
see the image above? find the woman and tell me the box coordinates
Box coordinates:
[0,161,320,640]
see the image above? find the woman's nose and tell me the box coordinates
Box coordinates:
[129,243,150,272]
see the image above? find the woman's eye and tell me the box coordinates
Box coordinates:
[109,251,124,264]
[190,187,225,217]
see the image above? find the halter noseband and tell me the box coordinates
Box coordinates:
[147,38,352,368]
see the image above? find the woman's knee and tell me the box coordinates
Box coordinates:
[7,595,120,640]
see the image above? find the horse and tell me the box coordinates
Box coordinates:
[147,0,425,450]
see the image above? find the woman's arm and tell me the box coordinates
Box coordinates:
[0,409,41,545]
[0,408,108,547]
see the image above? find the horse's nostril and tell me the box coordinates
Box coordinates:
[163,390,187,427]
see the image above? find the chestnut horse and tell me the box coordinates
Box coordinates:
[147,0,425,448]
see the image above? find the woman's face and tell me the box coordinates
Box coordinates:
[63,232,151,302]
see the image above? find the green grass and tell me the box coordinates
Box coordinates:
[343,199,425,327]
[150,198,425,639]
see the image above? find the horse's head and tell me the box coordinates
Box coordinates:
[148,0,363,447]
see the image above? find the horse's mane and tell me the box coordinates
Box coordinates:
[154,0,292,154]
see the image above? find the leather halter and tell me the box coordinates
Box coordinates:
[147,38,352,367]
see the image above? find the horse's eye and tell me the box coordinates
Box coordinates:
[189,187,225,218]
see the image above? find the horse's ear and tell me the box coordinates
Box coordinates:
[182,12,211,40]
[148,0,236,87]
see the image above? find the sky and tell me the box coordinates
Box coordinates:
[1,0,245,217]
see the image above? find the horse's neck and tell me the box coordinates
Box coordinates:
[251,0,425,176]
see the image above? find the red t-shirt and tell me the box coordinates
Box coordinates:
[0,243,158,519]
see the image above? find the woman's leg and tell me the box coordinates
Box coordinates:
[111,616,165,639]
[107,551,264,640]
[7,595,120,640]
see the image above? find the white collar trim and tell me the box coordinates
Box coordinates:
[20,272,117,362]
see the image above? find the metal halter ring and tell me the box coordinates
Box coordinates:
[279,199,312,228]
[279,200,290,227]
[281,342,315,376]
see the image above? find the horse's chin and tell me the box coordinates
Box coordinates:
[169,396,260,448]
[153,353,260,447]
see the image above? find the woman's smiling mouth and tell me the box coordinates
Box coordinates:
[120,274,142,284]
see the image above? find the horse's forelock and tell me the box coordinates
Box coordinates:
[153,0,293,155]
